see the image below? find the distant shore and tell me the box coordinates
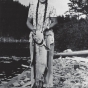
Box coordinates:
[0,37,29,43]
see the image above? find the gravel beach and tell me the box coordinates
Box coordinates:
[1,56,88,88]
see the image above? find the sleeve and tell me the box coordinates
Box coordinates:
[28,5,34,18]
[50,6,57,17]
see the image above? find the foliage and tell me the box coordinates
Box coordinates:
[55,17,88,52]
[68,0,88,15]
[0,0,29,39]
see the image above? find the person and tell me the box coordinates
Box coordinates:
[26,0,57,87]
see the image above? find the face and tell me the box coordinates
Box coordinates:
[39,0,46,3]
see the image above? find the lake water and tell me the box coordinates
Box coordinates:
[0,42,30,57]
[0,43,30,83]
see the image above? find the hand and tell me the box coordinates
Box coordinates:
[32,29,36,35]
[43,25,50,32]
[44,28,49,33]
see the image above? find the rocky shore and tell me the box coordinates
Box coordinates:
[1,56,88,88]
[53,56,88,88]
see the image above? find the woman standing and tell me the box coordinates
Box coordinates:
[26,0,57,87]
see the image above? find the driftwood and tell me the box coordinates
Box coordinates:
[55,50,88,57]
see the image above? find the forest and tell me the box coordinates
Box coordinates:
[0,0,88,51]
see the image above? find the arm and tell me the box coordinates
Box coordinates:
[26,4,36,33]
[49,17,57,29]
[47,6,57,30]
[26,17,34,31]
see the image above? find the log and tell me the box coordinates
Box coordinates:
[54,50,88,57]
[21,64,29,68]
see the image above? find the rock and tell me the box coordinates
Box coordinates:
[63,49,73,53]
[13,82,20,87]
[24,78,30,82]
[19,80,25,86]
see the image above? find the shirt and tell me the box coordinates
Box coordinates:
[28,1,57,44]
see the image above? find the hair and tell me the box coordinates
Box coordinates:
[36,0,48,26]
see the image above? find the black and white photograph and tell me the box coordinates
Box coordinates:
[0,0,88,88]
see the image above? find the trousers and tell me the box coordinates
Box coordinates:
[29,31,54,87]
[45,43,54,87]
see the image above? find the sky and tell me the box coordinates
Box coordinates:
[13,0,70,16]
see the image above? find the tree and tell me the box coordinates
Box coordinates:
[0,0,29,39]
[68,0,88,15]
